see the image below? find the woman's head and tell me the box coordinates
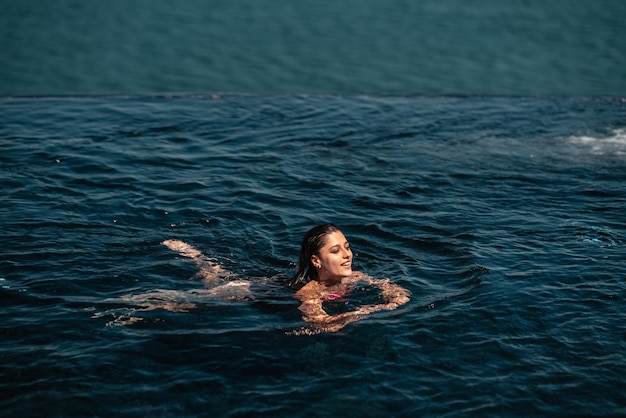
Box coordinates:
[288,224,353,288]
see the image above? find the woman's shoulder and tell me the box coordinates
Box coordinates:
[295,279,324,295]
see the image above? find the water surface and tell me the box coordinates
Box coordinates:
[2,0,625,95]
[1,95,625,416]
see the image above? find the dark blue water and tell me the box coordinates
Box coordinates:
[1,95,625,416]
[2,0,625,96]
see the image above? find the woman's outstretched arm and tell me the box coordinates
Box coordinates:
[162,239,227,285]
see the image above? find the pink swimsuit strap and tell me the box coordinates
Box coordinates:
[325,289,347,301]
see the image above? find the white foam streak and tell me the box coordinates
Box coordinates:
[569,128,626,156]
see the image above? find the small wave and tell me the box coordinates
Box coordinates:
[568,128,626,156]
[562,223,622,247]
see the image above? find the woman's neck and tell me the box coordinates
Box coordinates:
[317,275,344,287]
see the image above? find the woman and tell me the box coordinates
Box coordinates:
[158,224,410,334]
[286,224,410,334]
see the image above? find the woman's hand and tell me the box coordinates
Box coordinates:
[380,282,411,306]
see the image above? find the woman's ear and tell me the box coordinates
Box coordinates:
[311,255,321,269]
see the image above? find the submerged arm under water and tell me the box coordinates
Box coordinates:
[292,274,410,335]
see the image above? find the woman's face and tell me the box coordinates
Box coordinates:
[311,230,353,283]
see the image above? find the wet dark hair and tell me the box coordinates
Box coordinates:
[287,223,340,289]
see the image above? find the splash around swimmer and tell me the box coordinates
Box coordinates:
[161,223,410,334]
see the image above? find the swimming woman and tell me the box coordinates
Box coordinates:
[285,223,410,334]
[161,223,410,334]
